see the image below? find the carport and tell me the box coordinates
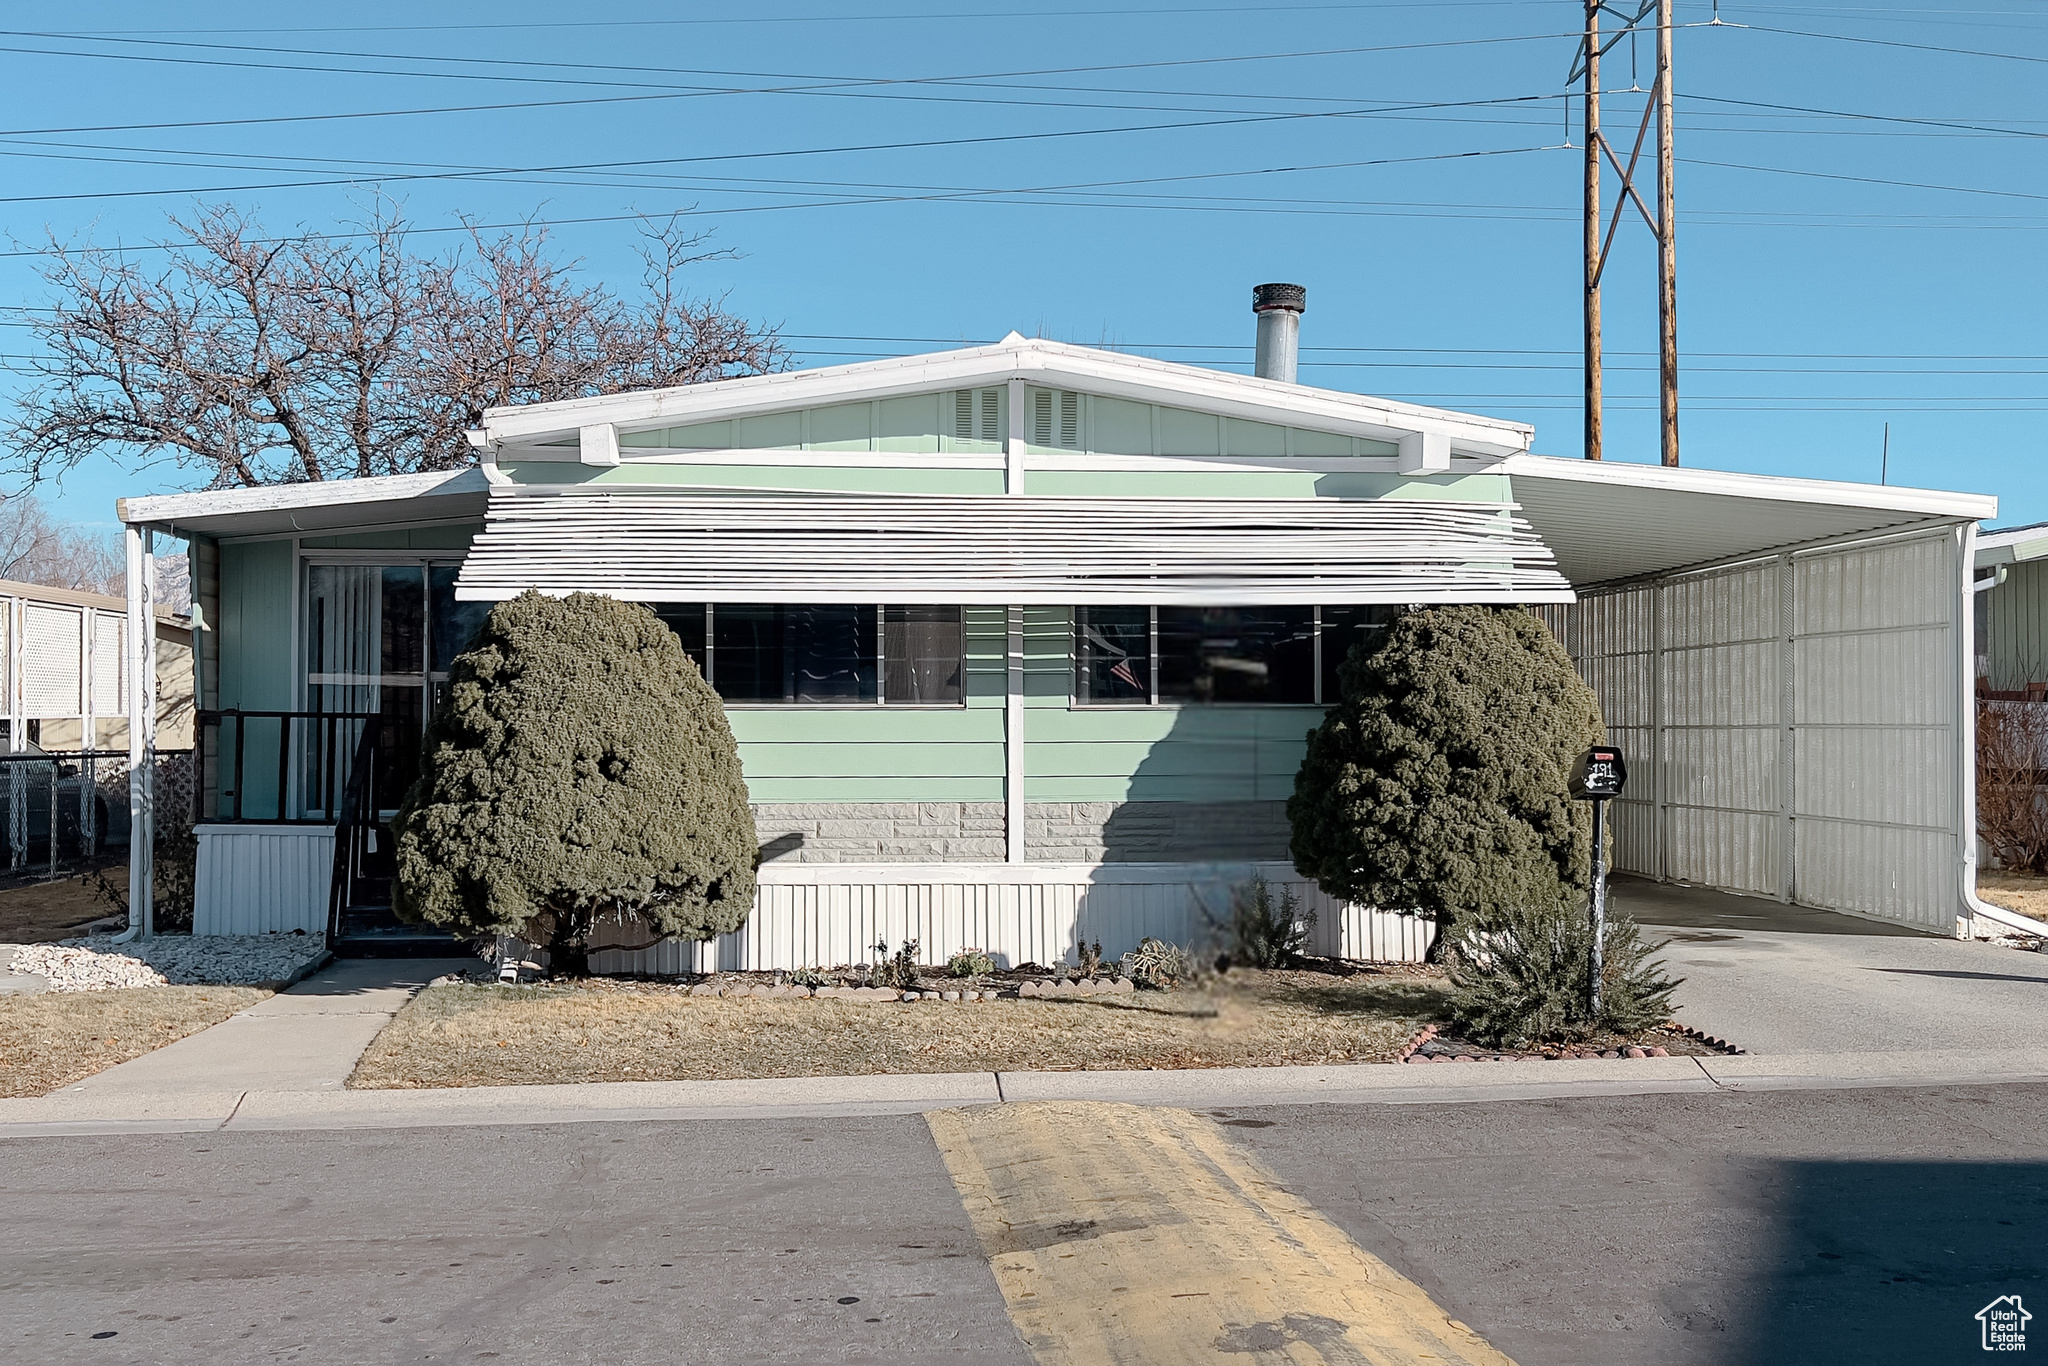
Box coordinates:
[1499,454,2011,937]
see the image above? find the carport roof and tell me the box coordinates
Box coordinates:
[1498,454,1994,588]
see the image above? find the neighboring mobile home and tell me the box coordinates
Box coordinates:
[115,308,2004,964]
[1975,521,2048,695]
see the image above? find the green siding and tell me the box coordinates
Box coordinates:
[1984,558,2048,688]
[216,538,295,816]
[613,391,1004,456]
[723,604,1008,802]
[594,388,1414,463]
[1019,606,1314,802]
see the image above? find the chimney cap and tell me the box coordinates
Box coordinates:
[1252,282,1306,314]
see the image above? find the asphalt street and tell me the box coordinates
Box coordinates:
[3,1083,2043,1365]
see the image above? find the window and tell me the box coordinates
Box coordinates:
[886,606,963,704]
[714,604,877,703]
[429,566,491,676]
[1074,605,1395,707]
[650,603,708,675]
[1075,606,1151,704]
[644,603,965,706]
[1319,605,1396,702]
[1158,607,1315,704]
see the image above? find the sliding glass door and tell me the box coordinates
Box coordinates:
[303,561,480,818]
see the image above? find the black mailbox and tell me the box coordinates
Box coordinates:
[1569,745,1627,801]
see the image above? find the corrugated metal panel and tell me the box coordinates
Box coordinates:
[585,861,1435,974]
[456,491,1575,605]
[1549,532,1963,928]
[1789,534,1958,930]
[193,825,334,934]
[22,603,82,718]
[90,613,123,716]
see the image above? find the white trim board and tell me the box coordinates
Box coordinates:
[477,336,1537,458]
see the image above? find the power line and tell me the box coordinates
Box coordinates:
[45,4,1570,38]
[1727,20,2048,66]
[0,30,1589,138]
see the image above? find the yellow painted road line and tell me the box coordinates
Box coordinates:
[927,1101,1514,1366]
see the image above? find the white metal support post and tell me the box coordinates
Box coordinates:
[1004,378,1027,863]
[1777,552,1797,905]
[125,525,157,937]
[7,594,23,874]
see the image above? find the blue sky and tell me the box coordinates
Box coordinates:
[1,1,2042,531]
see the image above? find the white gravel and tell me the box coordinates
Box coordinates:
[9,933,328,992]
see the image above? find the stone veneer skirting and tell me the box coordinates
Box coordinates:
[751,800,1293,864]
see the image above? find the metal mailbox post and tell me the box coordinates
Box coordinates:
[1569,745,1628,1017]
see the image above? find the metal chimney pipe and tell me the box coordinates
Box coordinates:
[1252,282,1306,383]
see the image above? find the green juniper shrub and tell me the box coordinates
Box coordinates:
[390,590,757,975]
[1289,605,1605,952]
[1206,875,1314,969]
[1445,901,1681,1048]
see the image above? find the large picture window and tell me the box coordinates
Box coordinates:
[648,603,964,706]
[1074,605,1394,706]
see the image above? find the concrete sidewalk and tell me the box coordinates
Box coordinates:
[67,957,474,1094]
[1616,876,2048,1054]
[7,1046,2048,1139]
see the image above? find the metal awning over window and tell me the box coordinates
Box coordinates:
[453,488,1575,605]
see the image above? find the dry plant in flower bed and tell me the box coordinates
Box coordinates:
[0,985,269,1097]
[348,966,1452,1089]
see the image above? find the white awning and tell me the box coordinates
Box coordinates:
[453,488,1575,605]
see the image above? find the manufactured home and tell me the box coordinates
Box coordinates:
[115,296,2005,964]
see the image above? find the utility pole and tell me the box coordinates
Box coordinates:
[1656,0,1679,467]
[1583,0,1603,462]
[1571,0,1680,466]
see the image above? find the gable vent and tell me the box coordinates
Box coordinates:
[953,388,1001,443]
[1032,389,1081,448]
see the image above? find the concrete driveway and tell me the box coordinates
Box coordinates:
[1617,876,2048,1055]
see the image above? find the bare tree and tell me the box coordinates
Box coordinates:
[0,495,123,594]
[8,204,785,490]
[1979,697,2048,874]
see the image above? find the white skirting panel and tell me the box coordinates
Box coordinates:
[586,861,1436,975]
[193,823,334,935]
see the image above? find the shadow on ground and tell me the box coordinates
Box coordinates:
[1615,875,1927,937]
[1727,1158,2046,1364]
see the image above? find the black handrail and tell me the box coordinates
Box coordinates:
[326,720,381,943]
[197,709,379,823]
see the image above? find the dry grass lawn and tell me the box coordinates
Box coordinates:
[0,985,269,1097]
[350,968,1451,1089]
[1979,871,2048,926]
[0,867,124,943]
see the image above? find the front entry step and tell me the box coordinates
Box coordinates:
[331,902,465,959]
